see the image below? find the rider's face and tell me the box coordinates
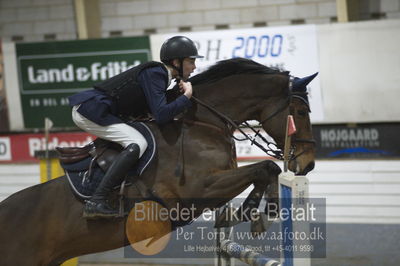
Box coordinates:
[172,58,197,80]
[182,58,197,80]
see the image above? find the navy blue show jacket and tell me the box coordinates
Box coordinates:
[69,64,192,126]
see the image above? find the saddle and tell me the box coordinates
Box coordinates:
[57,122,157,200]
[57,138,122,172]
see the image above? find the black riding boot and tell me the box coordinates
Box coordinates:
[83,143,140,219]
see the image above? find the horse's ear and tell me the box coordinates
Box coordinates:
[305,72,318,85]
[293,72,318,90]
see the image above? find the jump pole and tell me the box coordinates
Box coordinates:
[278,115,311,266]
[220,239,281,266]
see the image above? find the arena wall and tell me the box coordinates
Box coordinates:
[317,19,400,123]
[0,0,340,42]
[1,0,400,42]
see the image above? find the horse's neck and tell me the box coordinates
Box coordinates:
[189,78,256,128]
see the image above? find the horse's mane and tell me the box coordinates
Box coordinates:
[189,58,288,85]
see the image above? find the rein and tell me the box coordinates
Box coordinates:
[192,95,284,159]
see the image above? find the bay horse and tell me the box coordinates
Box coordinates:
[0,58,316,265]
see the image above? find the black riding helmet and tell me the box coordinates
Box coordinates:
[160,36,203,80]
[160,36,203,62]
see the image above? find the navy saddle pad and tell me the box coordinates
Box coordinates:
[62,122,156,199]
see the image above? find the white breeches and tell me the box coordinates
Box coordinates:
[72,105,148,157]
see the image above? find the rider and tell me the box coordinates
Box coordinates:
[69,36,203,218]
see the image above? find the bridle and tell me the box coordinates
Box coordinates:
[191,75,315,161]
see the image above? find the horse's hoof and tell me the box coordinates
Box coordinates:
[214,207,242,228]
[250,213,275,236]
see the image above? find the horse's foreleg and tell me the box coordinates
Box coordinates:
[202,160,281,208]
[202,160,281,230]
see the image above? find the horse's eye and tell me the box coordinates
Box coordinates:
[297,110,307,116]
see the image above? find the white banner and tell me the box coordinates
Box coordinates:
[0,137,11,161]
[151,25,323,122]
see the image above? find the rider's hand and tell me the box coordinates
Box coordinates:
[179,80,193,99]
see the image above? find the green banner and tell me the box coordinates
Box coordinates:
[16,37,151,128]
